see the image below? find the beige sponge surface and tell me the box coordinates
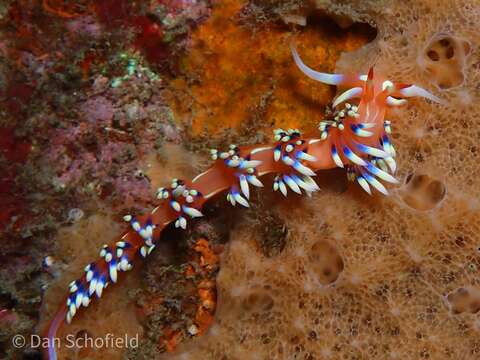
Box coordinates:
[165,0,480,359]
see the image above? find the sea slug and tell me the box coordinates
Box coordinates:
[43,43,442,360]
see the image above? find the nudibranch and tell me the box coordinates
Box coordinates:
[43,43,441,360]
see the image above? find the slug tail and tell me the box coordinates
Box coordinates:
[43,303,67,360]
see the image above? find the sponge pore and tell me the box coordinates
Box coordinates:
[240,285,276,315]
[400,173,446,211]
[308,240,344,285]
[418,34,471,89]
[447,286,480,314]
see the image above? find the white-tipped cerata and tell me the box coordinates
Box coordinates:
[331,145,344,168]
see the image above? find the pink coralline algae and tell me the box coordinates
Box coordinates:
[81,96,115,125]
[0,0,212,357]
[45,123,152,209]
[65,16,102,39]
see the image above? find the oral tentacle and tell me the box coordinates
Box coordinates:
[398,85,444,104]
[290,42,364,87]
[291,43,347,85]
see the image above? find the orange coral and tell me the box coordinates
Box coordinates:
[160,328,182,353]
[158,238,218,353]
[194,238,220,271]
[191,240,218,336]
[42,0,88,18]
[170,0,371,136]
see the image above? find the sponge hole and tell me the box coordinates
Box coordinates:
[447,287,480,314]
[426,180,446,204]
[240,286,275,314]
[439,38,451,47]
[445,46,454,59]
[308,240,344,285]
[419,34,471,89]
[427,50,439,61]
[400,173,446,211]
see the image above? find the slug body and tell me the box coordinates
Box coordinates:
[43,44,441,360]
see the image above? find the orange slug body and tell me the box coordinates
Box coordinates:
[43,44,442,360]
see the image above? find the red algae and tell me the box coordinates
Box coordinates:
[0,128,31,231]
[0,0,206,355]
[133,16,169,65]
[0,128,31,163]
[4,82,35,115]
[94,0,132,27]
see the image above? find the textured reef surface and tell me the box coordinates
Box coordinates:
[1,0,480,359]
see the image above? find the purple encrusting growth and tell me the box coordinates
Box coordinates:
[0,1,210,357]
[65,16,103,39]
[81,96,115,125]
